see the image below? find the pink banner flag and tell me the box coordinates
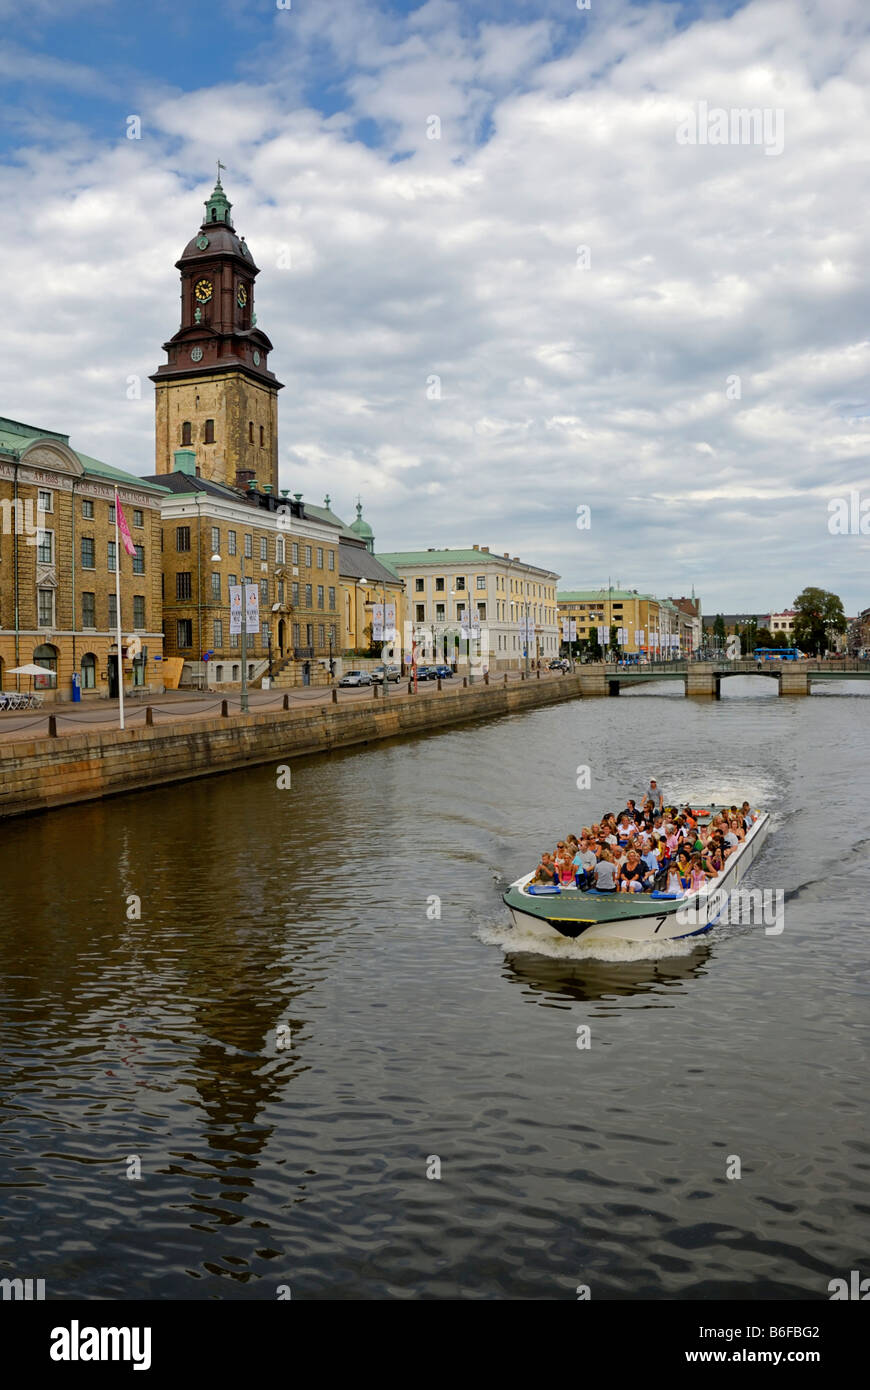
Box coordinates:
[116,494,136,557]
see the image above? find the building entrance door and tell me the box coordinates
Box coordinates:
[108,656,119,698]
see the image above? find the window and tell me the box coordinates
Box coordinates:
[435,603,445,620]
[133,595,146,628]
[292,623,300,646]
[244,534,253,558]
[216,665,224,681]
[109,504,115,525]
[328,550,334,570]
[211,527,220,554]
[292,542,299,565]
[108,594,117,628]
[177,619,193,648]
[176,572,192,600]
[456,604,465,620]
[37,530,53,564]
[304,545,312,567]
[81,592,96,628]
[260,578,268,601]
[260,537,267,562]
[38,490,53,513]
[228,530,237,555]
[181,421,192,446]
[276,537,285,563]
[416,604,425,621]
[277,581,284,603]
[213,619,223,647]
[134,509,144,528]
[435,576,445,591]
[107,541,116,572]
[261,622,270,644]
[317,547,323,568]
[81,653,96,689]
[176,526,190,552]
[415,577,424,592]
[328,586,335,610]
[204,419,215,444]
[249,421,254,443]
[211,573,221,600]
[133,545,145,575]
[82,498,94,519]
[292,582,299,605]
[259,425,264,447]
[317,585,324,609]
[230,630,240,649]
[476,575,486,589]
[455,576,466,591]
[37,589,54,626]
[318,623,325,647]
[305,583,312,606]
[478,603,486,620]
[81,537,95,569]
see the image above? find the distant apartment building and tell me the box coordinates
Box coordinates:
[379,544,560,670]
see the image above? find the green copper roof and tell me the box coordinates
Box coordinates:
[381,549,558,577]
[558,589,655,602]
[349,499,373,538]
[204,172,233,227]
[0,415,168,494]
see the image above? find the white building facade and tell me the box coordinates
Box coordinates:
[379,544,561,672]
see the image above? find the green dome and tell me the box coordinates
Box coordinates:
[350,500,374,549]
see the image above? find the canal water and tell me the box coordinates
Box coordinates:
[0,677,867,1300]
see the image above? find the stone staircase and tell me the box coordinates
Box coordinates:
[268,655,333,689]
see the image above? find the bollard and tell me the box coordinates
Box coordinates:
[283,694,290,710]
[504,674,508,687]
[373,683,380,698]
[332,687,338,703]
[463,677,467,688]
[437,677,442,691]
[408,680,413,693]
[484,671,489,685]
[48,714,58,737]
[537,668,541,679]
[145,706,154,727]
[221,699,229,717]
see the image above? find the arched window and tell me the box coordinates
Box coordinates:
[33,643,58,689]
[81,653,97,690]
[215,665,224,682]
[248,421,254,442]
[232,664,240,681]
[259,425,265,446]
[181,421,192,446]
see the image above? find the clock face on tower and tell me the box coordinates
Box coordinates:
[237,285,247,308]
[194,278,213,304]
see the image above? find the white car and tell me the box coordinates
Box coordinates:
[339,670,372,687]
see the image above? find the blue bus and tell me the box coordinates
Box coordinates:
[754,647,800,661]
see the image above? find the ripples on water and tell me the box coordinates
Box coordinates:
[0,676,868,1299]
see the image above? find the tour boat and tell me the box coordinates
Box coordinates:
[502,807,770,945]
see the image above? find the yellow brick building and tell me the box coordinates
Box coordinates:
[557,589,662,655]
[0,416,165,700]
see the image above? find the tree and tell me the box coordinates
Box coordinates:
[756,627,773,647]
[713,614,726,644]
[793,587,846,656]
[609,624,619,658]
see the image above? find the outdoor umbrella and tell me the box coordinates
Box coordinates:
[8,662,55,695]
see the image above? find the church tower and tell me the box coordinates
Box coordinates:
[151,170,283,493]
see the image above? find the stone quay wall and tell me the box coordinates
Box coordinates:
[0,674,582,821]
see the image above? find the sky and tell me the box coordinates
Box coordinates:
[1,0,868,613]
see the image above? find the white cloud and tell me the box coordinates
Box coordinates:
[2,0,870,611]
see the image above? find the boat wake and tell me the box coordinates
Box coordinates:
[476,920,701,964]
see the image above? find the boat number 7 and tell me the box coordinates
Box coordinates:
[653,916,667,934]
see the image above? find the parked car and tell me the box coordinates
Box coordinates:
[433,664,454,679]
[415,665,436,680]
[339,670,372,687]
[370,664,401,683]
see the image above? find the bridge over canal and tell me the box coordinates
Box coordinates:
[575,658,870,697]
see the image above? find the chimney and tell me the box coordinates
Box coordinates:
[473,544,479,550]
[503,552,510,559]
[481,546,489,552]
[236,469,255,490]
[174,449,196,476]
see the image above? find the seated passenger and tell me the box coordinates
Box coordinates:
[592,850,618,893]
[555,843,576,886]
[573,838,597,889]
[689,855,707,891]
[532,854,558,885]
[619,850,647,893]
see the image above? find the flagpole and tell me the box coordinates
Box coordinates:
[114,488,125,731]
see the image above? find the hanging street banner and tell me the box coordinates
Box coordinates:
[245,583,260,634]
[372,603,397,642]
[561,617,577,642]
[229,585,243,635]
[461,609,481,641]
[597,625,608,649]
[637,628,645,646]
